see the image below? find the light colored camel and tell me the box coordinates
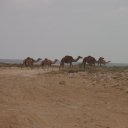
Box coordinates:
[22,57,42,69]
[97,57,111,66]
[41,58,58,69]
[60,55,82,68]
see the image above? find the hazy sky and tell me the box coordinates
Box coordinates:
[0,0,128,63]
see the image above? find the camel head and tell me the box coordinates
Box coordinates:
[73,56,82,62]
[78,56,83,59]
[107,60,111,63]
[36,58,42,62]
[99,57,104,61]
[54,59,59,62]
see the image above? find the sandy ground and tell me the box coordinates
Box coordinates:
[0,67,128,128]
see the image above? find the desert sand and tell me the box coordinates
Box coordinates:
[0,66,128,128]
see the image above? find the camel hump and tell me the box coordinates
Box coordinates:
[64,55,72,58]
[45,58,48,60]
[26,57,31,60]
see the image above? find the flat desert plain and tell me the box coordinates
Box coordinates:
[0,67,128,128]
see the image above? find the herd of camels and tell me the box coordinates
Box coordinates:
[21,55,111,69]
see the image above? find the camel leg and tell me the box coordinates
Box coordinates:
[70,63,72,68]
[59,63,64,70]
[30,65,33,70]
[83,62,87,71]
[83,62,85,70]
[21,63,24,69]
[51,66,53,71]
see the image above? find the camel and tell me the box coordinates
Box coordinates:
[82,56,97,69]
[60,55,82,68]
[41,58,58,69]
[97,57,111,66]
[21,57,42,69]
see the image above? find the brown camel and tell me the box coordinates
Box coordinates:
[97,57,111,66]
[22,57,42,69]
[41,58,58,69]
[60,55,82,68]
[82,56,97,69]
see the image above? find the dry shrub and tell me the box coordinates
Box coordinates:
[59,81,66,85]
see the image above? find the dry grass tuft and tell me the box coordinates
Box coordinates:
[59,81,66,85]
